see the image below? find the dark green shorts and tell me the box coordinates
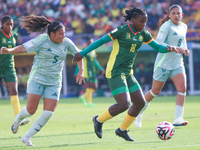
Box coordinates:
[107,74,141,96]
[0,67,17,83]
[85,76,98,83]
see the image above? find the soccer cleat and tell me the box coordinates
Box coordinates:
[11,120,20,134]
[21,136,34,146]
[20,119,31,126]
[115,128,135,142]
[87,103,96,107]
[79,95,87,106]
[173,117,188,126]
[134,114,142,128]
[92,115,103,138]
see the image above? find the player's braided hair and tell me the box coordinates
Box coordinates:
[159,4,182,26]
[20,15,64,35]
[124,6,147,22]
[1,15,13,29]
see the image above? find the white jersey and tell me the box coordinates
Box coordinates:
[154,19,188,70]
[23,34,80,85]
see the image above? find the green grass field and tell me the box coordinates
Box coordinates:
[0,95,200,150]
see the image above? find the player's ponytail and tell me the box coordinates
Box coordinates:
[124,6,146,22]
[20,15,64,36]
[159,4,182,26]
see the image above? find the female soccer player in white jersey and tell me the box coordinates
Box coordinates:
[134,4,190,128]
[1,15,84,146]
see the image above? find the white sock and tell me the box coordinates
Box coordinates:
[16,107,32,123]
[139,101,150,115]
[24,110,53,138]
[175,105,184,119]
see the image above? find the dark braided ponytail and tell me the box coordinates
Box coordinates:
[124,6,147,22]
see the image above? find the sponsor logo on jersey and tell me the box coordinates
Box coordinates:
[173,32,177,35]
[126,33,131,39]
[51,92,57,97]
[46,48,52,52]
[2,38,6,43]
[139,35,143,42]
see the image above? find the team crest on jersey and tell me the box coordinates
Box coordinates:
[139,35,143,42]
[126,33,131,39]
[121,74,126,79]
[2,38,6,43]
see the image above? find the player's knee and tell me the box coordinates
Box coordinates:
[177,86,186,93]
[151,89,159,96]
[119,101,131,111]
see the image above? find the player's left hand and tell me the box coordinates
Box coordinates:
[183,49,190,56]
[76,72,85,84]
[72,53,83,63]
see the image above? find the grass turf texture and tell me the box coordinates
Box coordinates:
[0,95,199,150]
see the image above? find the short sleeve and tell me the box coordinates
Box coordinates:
[143,29,153,43]
[108,26,123,40]
[156,22,169,43]
[65,37,81,56]
[23,34,47,53]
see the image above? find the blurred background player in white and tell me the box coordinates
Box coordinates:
[75,37,105,107]
[1,15,84,146]
[134,4,190,128]
[0,15,30,126]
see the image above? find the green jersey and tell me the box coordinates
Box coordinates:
[106,24,152,78]
[23,34,81,86]
[154,19,187,70]
[0,30,18,70]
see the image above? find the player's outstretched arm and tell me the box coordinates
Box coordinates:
[76,59,85,84]
[1,45,26,54]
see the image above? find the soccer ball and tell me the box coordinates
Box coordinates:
[156,121,175,140]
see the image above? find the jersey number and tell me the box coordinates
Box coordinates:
[177,39,182,47]
[130,44,136,52]
[53,55,59,63]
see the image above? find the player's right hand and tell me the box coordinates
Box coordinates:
[72,53,83,63]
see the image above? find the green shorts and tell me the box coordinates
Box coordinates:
[107,74,141,96]
[85,76,98,83]
[0,67,17,83]
[27,79,61,101]
[153,66,185,82]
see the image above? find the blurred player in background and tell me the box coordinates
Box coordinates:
[134,4,190,128]
[73,6,185,142]
[75,37,105,107]
[0,15,30,125]
[1,15,84,146]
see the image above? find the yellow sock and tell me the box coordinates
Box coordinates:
[87,88,95,103]
[11,95,20,117]
[98,109,113,123]
[83,88,90,99]
[120,114,136,130]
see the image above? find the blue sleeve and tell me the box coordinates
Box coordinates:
[80,34,112,57]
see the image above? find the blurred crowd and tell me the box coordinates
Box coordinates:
[0,0,200,39]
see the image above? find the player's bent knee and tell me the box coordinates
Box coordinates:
[150,89,158,97]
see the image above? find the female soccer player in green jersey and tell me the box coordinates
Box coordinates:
[0,15,30,126]
[134,4,190,128]
[1,15,84,146]
[73,6,186,141]
[75,37,105,107]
